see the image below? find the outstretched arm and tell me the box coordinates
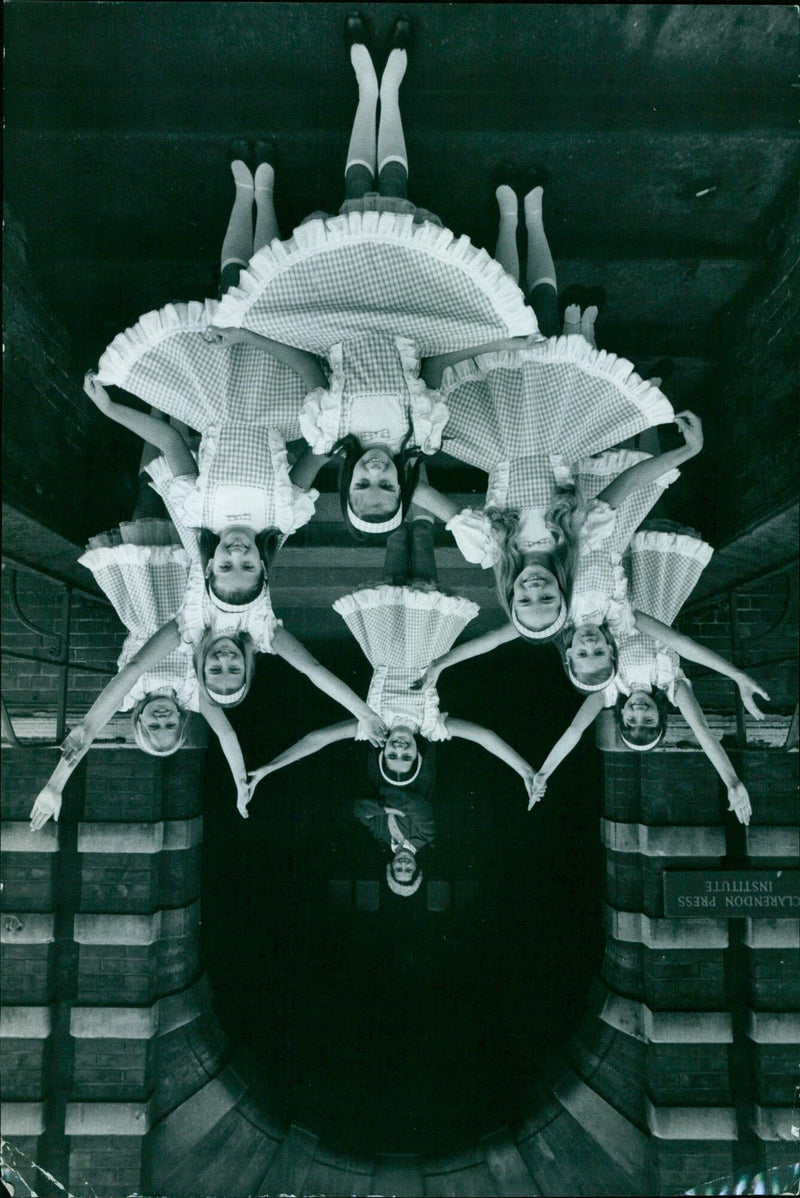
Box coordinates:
[412,622,519,692]
[531,691,607,806]
[421,336,535,389]
[247,721,357,802]
[410,480,461,523]
[597,411,703,509]
[206,327,328,390]
[289,445,333,490]
[673,680,751,825]
[271,626,387,744]
[198,695,252,819]
[83,373,197,479]
[633,611,770,719]
[446,718,536,802]
[29,621,181,831]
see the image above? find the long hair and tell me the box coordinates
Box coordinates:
[130,696,190,756]
[557,621,619,692]
[193,629,256,708]
[331,433,423,542]
[488,486,582,645]
[199,528,281,605]
[613,688,670,749]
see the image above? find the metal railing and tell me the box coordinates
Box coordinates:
[677,557,799,751]
[1,555,118,746]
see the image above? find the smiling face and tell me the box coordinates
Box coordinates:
[348,447,401,518]
[208,526,264,603]
[512,563,563,633]
[566,624,615,683]
[203,636,246,696]
[138,695,182,751]
[391,849,417,884]
[382,726,419,776]
[621,690,660,731]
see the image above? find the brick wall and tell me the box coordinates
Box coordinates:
[72,1037,155,1102]
[3,204,135,544]
[678,566,799,715]
[68,1135,143,1198]
[672,201,799,544]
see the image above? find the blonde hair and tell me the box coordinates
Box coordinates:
[131,696,190,756]
[488,487,583,643]
[193,629,256,708]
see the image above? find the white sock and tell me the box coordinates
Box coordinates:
[253,163,278,251]
[494,186,519,282]
[563,304,581,336]
[220,162,254,271]
[524,186,556,293]
[346,45,379,177]
[378,50,408,174]
[581,305,598,349]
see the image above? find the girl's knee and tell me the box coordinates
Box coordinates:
[345,163,374,201]
[378,160,408,199]
[528,283,560,337]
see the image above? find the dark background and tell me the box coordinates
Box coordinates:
[201,634,603,1156]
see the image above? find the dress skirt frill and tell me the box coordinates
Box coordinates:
[439,345,675,509]
[213,209,537,355]
[95,298,310,435]
[79,519,199,714]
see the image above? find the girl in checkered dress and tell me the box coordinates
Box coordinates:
[209,19,542,541]
[93,151,322,642]
[244,515,541,815]
[27,420,261,829]
[557,449,682,692]
[410,423,704,705]
[527,528,771,826]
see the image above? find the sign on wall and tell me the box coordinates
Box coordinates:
[663,870,800,917]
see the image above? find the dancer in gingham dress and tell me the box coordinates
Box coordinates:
[28,422,256,829]
[557,448,682,692]
[244,510,541,821]
[91,147,321,636]
[208,14,541,540]
[411,425,702,711]
[528,527,771,825]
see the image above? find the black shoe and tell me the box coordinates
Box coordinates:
[580,284,607,314]
[558,284,587,320]
[228,138,252,169]
[254,139,277,169]
[388,15,413,53]
[647,358,675,384]
[490,161,523,196]
[345,11,373,53]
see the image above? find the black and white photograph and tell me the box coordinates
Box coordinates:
[2,4,799,1196]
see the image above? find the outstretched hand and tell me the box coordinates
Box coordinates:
[674,410,704,456]
[61,724,89,766]
[203,326,246,346]
[736,673,770,720]
[727,780,752,826]
[83,371,113,413]
[30,784,62,832]
[521,767,547,810]
[245,764,273,806]
[357,710,389,748]
[236,777,254,820]
[410,663,441,693]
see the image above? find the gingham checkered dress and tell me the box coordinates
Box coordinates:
[568,451,681,632]
[78,519,200,713]
[97,300,318,535]
[299,334,448,455]
[613,529,714,703]
[334,585,479,742]
[174,555,282,655]
[440,342,675,507]
[212,210,537,354]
